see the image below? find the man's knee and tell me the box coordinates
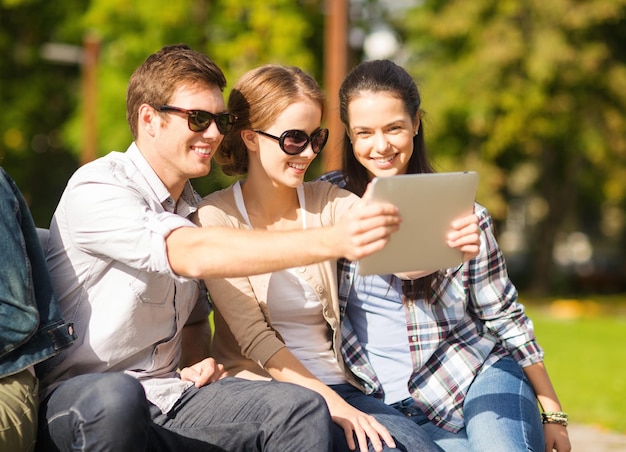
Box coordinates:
[274,382,326,410]
[265,382,332,449]
[94,373,148,415]
[38,373,150,451]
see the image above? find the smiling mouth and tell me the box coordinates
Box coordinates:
[288,162,308,171]
[191,146,212,157]
[373,154,396,164]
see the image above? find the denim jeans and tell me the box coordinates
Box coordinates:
[331,383,440,452]
[391,356,545,452]
[38,374,332,451]
[36,373,150,451]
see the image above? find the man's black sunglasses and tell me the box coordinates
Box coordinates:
[158,105,237,135]
[254,128,329,155]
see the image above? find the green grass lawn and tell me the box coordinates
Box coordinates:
[523,295,626,433]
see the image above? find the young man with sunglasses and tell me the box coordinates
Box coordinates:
[35,45,401,451]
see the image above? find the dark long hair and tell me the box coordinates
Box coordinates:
[338,59,440,302]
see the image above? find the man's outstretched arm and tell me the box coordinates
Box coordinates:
[167,198,401,279]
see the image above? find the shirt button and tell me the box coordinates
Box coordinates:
[298,267,306,273]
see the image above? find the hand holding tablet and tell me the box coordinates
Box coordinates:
[358,171,479,276]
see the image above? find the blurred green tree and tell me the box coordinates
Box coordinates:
[398,0,626,294]
[66,0,325,196]
[1,0,326,222]
[0,0,85,225]
[2,0,625,296]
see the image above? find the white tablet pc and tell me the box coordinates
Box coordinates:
[358,171,479,276]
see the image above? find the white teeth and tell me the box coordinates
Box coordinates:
[192,147,211,155]
[374,155,394,164]
[289,163,307,170]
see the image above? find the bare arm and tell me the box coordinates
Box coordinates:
[265,348,395,452]
[523,362,571,452]
[168,199,400,279]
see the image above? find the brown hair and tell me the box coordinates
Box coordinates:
[126,44,227,139]
[216,64,326,176]
[338,59,441,302]
[339,59,434,196]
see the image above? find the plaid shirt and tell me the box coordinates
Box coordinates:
[320,171,544,432]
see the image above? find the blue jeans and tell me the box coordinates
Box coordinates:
[37,373,150,451]
[332,383,440,452]
[37,374,332,451]
[391,356,544,451]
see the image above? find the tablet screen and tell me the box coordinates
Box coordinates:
[358,171,479,276]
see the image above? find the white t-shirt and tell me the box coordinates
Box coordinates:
[236,182,345,385]
[267,269,346,385]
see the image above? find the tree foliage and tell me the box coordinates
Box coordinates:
[0,0,325,222]
[70,0,324,195]
[396,0,626,294]
[1,0,625,295]
[0,0,86,224]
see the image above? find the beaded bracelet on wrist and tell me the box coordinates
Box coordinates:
[541,411,568,427]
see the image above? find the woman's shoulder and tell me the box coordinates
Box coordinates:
[303,178,336,192]
[194,184,240,227]
[199,183,237,209]
[301,180,358,225]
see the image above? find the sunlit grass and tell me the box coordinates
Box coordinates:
[522,295,626,433]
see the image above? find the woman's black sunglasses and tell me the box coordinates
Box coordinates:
[254,128,329,155]
[158,105,237,135]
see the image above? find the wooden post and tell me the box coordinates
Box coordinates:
[323,0,348,172]
[81,35,100,165]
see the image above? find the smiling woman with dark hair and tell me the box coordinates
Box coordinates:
[321,58,572,452]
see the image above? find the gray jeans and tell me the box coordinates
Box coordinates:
[150,376,332,451]
[38,374,332,451]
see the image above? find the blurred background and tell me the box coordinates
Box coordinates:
[3,0,626,297]
[1,0,625,438]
